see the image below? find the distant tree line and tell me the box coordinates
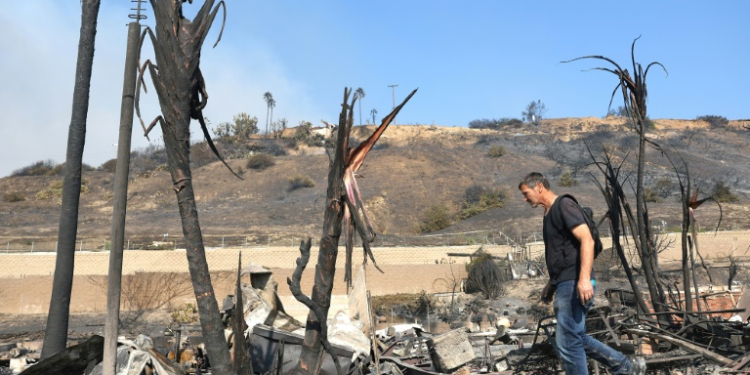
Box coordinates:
[469,100,548,129]
[12,160,94,177]
[468,118,523,129]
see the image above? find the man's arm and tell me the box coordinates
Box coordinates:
[541,279,554,304]
[571,223,595,304]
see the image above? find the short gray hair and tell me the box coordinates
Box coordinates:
[518,172,550,190]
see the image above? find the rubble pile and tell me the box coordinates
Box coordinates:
[5,264,750,374]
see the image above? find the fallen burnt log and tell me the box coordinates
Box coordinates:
[20,335,103,375]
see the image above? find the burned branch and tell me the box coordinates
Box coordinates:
[583,143,650,314]
[287,238,342,375]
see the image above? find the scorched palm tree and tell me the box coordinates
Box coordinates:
[134,1,239,374]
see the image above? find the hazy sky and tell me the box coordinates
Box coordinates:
[1,1,748,177]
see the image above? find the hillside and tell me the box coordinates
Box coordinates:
[1,117,749,246]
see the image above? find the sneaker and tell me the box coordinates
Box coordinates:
[629,356,646,375]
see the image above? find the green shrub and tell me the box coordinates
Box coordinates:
[288,175,315,191]
[212,113,259,140]
[190,142,217,168]
[712,181,739,203]
[418,204,451,233]
[654,177,674,198]
[12,160,57,176]
[486,145,506,158]
[697,115,729,128]
[468,118,523,129]
[246,153,275,170]
[465,252,506,299]
[50,162,94,175]
[3,192,25,202]
[644,187,663,203]
[36,179,89,201]
[100,158,118,173]
[458,185,506,220]
[558,172,578,187]
[171,303,198,324]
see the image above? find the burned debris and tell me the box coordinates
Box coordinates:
[11,0,749,372]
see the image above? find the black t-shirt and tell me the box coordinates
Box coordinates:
[543,196,588,285]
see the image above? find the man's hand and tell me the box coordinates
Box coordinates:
[577,278,594,305]
[541,280,555,304]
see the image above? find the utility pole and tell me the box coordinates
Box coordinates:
[388,84,398,125]
[102,1,145,374]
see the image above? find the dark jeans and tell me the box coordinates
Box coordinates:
[553,280,632,375]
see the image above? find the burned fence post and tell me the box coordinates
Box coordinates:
[233,252,253,375]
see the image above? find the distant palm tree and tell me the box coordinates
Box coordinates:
[370,108,378,125]
[263,92,273,135]
[355,88,365,125]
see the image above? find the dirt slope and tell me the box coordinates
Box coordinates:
[1,117,749,244]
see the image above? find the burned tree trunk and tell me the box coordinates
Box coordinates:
[135,1,235,374]
[679,163,694,313]
[42,0,101,359]
[293,89,354,375]
[289,88,416,374]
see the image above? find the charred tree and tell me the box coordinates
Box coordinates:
[135,1,238,374]
[584,145,650,314]
[564,37,670,317]
[288,88,416,374]
[42,0,101,359]
[661,149,722,316]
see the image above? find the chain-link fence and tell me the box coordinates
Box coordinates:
[1,230,748,325]
[0,229,531,253]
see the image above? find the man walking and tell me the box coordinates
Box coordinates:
[518,172,645,375]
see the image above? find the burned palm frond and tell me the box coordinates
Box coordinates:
[564,37,670,318]
[342,88,418,288]
[561,36,667,134]
[132,1,234,373]
[135,0,240,179]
